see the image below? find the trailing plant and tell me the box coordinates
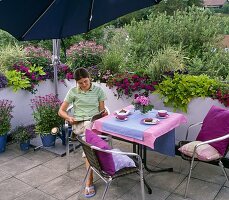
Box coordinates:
[31,94,63,135]
[107,72,157,99]
[5,70,31,92]
[0,73,8,89]
[155,74,221,112]
[6,64,46,93]
[213,83,229,107]
[0,99,14,136]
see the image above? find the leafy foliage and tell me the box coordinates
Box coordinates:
[0,44,26,74]
[100,7,229,81]
[66,41,104,70]
[188,48,229,81]
[11,124,35,143]
[155,74,221,112]
[6,64,46,93]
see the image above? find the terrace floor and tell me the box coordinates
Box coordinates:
[0,139,229,200]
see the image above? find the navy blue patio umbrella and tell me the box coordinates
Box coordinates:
[0,0,162,95]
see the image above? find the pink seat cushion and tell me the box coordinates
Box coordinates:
[178,141,222,161]
[196,106,229,155]
[85,129,115,176]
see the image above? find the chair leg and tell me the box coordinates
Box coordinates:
[140,170,145,200]
[184,160,195,198]
[76,167,91,200]
[219,160,229,182]
[101,180,112,200]
[66,138,70,171]
[179,158,183,173]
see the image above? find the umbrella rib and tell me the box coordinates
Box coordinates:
[87,0,95,31]
[22,0,57,39]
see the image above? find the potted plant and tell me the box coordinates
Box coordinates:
[0,99,14,153]
[11,124,35,151]
[30,94,63,147]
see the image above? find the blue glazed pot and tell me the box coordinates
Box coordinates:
[0,134,7,153]
[20,140,30,151]
[40,134,56,147]
[60,127,72,146]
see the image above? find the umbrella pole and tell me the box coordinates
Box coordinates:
[52,39,61,97]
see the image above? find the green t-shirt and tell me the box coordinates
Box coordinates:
[64,84,107,121]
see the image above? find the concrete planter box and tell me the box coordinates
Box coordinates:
[0,80,226,144]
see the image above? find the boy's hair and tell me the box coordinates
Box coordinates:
[74,67,90,81]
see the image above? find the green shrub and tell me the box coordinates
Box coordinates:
[155,74,220,112]
[0,44,26,73]
[188,48,229,81]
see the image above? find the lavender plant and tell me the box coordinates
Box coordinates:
[0,99,14,135]
[31,94,63,135]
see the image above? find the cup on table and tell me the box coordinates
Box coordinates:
[116,112,128,120]
[157,110,168,117]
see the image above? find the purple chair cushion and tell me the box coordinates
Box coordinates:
[196,106,229,155]
[85,129,115,175]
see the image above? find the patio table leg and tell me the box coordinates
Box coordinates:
[143,146,173,173]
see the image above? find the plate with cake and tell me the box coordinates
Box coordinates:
[142,118,160,125]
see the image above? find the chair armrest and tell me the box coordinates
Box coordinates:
[185,122,203,140]
[91,145,143,170]
[191,133,229,160]
[195,133,229,148]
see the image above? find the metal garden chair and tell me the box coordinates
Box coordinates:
[76,134,145,200]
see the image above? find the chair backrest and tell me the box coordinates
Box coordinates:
[77,135,104,174]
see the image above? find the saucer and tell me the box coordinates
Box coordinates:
[141,118,160,125]
[115,116,128,121]
[156,114,169,119]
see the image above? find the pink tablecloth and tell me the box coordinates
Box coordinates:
[92,105,187,149]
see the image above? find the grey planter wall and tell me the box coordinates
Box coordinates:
[0,80,226,144]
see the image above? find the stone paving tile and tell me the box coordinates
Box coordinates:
[146,171,186,192]
[65,164,100,182]
[23,149,57,163]
[191,162,228,185]
[117,183,170,200]
[0,177,33,200]
[0,156,41,176]
[0,142,227,200]
[158,155,197,174]
[0,147,22,164]
[0,169,12,182]
[43,150,84,173]
[15,165,63,187]
[214,186,229,200]
[7,143,32,155]
[75,177,138,200]
[166,193,194,200]
[38,175,80,200]
[14,189,57,200]
[174,177,222,200]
